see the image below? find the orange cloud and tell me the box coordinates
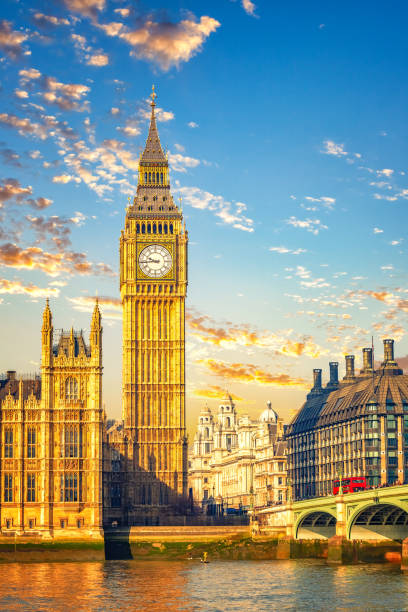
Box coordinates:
[191,385,243,401]
[0,243,114,277]
[198,358,308,388]
[0,278,59,298]
[62,0,105,19]
[186,310,325,358]
[0,20,28,59]
[99,15,220,71]
[68,295,121,319]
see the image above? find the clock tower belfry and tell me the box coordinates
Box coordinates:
[120,87,188,520]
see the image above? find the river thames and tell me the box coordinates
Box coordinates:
[0,559,407,611]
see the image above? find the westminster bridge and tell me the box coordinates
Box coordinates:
[257,484,408,541]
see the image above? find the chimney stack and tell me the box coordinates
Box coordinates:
[383,339,394,363]
[313,369,322,389]
[328,362,339,387]
[362,348,373,372]
[344,355,355,380]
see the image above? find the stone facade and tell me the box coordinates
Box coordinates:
[189,398,287,513]
[104,89,188,526]
[0,300,104,538]
[286,339,408,501]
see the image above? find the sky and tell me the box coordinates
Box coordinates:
[0,0,408,437]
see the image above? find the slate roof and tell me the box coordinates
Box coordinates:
[287,366,408,435]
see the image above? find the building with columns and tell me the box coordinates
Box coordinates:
[189,398,287,513]
[286,339,408,501]
[0,300,104,537]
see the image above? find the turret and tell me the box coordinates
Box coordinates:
[90,298,102,362]
[41,299,53,367]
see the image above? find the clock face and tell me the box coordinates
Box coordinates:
[139,244,172,278]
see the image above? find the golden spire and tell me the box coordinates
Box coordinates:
[150,84,157,107]
[42,298,52,329]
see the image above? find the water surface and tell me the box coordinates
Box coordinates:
[0,559,407,611]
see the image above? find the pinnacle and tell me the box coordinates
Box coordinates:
[140,90,167,165]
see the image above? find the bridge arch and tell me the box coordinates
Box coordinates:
[347,502,408,541]
[295,509,337,540]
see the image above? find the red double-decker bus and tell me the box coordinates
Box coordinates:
[333,477,367,495]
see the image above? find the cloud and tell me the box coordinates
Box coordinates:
[0,178,32,204]
[373,193,397,202]
[87,53,109,66]
[304,195,336,210]
[169,152,200,173]
[26,213,83,249]
[0,148,22,167]
[0,242,114,277]
[187,310,325,358]
[52,174,81,184]
[192,385,243,401]
[0,278,59,298]
[0,178,52,210]
[62,0,106,19]
[377,168,394,177]
[269,246,307,255]
[322,140,347,156]
[0,113,47,139]
[32,13,70,28]
[0,20,28,59]
[19,68,41,80]
[188,121,198,128]
[40,76,90,111]
[99,14,220,71]
[242,0,256,16]
[286,216,328,235]
[177,185,254,232]
[373,227,383,234]
[67,295,121,319]
[198,358,308,388]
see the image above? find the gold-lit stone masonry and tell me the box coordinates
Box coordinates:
[119,87,188,519]
[0,300,104,537]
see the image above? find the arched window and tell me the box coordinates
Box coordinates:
[205,427,209,438]
[164,224,168,234]
[65,377,78,401]
[225,416,231,428]
[136,223,140,234]
[160,173,163,184]
[169,224,173,234]
[148,172,151,183]
[144,172,147,183]
[156,172,159,183]
[158,223,162,233]
[152,172,155,183]
[147,223,151,233]
[142,224,146,234]
[153,196,157,201]
[153,223,157,234]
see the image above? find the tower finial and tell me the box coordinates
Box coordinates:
[150,84,157,107]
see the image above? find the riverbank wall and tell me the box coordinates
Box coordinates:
[0,527,404,565]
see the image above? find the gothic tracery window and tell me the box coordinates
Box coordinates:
[65,377,78,401]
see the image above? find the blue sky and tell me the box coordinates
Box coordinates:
[0,0,408,435]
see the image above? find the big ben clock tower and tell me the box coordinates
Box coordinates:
[120,87,188,521]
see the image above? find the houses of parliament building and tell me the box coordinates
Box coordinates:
[0,89,188,537]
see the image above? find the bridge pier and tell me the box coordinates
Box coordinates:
[327,535,355,564]
[401,537,408,572]
[335,495,346,537]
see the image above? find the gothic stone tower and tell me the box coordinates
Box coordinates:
[120,88,188,521]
